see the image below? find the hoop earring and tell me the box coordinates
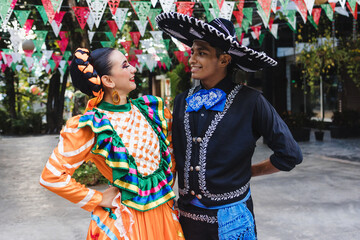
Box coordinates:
[112,90,121,104]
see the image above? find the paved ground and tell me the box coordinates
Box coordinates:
[0,130,359,240]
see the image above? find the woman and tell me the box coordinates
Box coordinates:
[40,48,184,240]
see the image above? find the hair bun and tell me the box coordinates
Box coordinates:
[70,48,102,96]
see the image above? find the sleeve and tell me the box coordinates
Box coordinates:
[253,94,303,171]
[164,107,176,175]
[39,115,103,212]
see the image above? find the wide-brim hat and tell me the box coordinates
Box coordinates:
[156,12,277,72]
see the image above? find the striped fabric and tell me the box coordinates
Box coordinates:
[78,96,175,211]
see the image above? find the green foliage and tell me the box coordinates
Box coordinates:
[331,109,360,127]
[281,111,312,129]
[296,31,360,89]
[0,109,44,135]
[73,161,107,186]
[167,63,191,101]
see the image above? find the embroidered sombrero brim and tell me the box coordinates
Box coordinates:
[156,12,277,72]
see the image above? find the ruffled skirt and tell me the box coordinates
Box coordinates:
[87,200,184,240]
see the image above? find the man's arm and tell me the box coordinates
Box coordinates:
[251,158,280,177]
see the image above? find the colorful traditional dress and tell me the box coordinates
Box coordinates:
[40,96,184,240]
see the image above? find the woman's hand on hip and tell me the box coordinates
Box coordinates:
[98,186,120,208]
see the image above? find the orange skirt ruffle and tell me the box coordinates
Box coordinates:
[87,200,184,240]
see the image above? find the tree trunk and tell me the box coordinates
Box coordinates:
[46,70,60,133]
[4,68,16,120]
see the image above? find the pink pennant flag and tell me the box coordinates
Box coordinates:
[347,2,358,19]
[329,2,336,12]
[173,51,184,64]
[236,0,244,12]
[128,54,139,67]
[258,0,272,18]
[23,49,34,57]
[1,64,7,73]
[11,0,18,9]
[121,41,132,54]
[68,60,72,66]
[52,53,63,69]
[108,0,121,15]
[157,60,162,69]
[312,8,321,26]
[107,20,118,38]
[134,49,143,55]
[216,0,225,10]
[59,31,67,40]
[72,6,90,30]
[5,54,13,67]
[57,38,68,54]
[54,11,66,27]
[130,32,141,48]
[24,19,34,35]
[233,11,244,28]
[42,0,56,23]
[250,25,262,40]
[237,32,244,44]
[0,51,2,61]
[175,2,195,16]
[294,0,308,23]
[269,16,275,30]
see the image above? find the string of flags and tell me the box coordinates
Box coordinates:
[0,0,359,75]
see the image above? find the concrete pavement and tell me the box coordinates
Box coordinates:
[0,130,359,239]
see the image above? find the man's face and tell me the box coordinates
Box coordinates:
[189,40,222,82]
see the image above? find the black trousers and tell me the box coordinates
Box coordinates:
[178,197,256,240]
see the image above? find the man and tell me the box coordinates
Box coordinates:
[156,12,302,240]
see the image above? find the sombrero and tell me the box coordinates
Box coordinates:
[155,12,277,72]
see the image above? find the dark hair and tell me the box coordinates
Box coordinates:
[214,46,237,76]
[70,48,115,96]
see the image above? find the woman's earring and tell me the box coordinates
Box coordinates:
[112,90,121,104]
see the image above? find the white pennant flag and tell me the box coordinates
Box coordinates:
[271,0,278,13]
[43,50,54,61]
[219,1,235,20]
[270,23,279,39]
[87,12,95,30]
[51,20,62,37]
[45,64,51,73]
[16,64,23,71]
[251,31,261,40]
[304,0,315,14]
[150,31,163,41]
[11,53,22,63]
[1,6,14,30]
[135,20,148,36]
[25,57,34,70]
[335,6,349,16]
[357,0,360,6]
[88,30,95,43]
[59,60,66,69]
[337,0,346,9]
[151,0,158,8]
[140,39,152,51]
[257,9,270,28]
[144,54,157,72]
[114,8,128,30]
[159,0,175,13]
[242,38,250,47]
[8,29,22,52]
[86,0,107,28]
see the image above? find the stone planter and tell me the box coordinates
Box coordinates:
[314,131,324,141]
[290,127,310,142]
[330,126,358,138]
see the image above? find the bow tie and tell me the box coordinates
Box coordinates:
[186,88,227,112]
